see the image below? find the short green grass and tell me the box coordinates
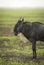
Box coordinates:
[0,9,44,24]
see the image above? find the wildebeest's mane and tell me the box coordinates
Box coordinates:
[22,21,31,24]
[22,21,43,24]
[22,21,44,27]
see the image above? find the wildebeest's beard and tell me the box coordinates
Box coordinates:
[14,17,24,36]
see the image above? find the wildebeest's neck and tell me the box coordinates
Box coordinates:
[21,22,32,39]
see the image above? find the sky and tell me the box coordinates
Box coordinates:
[0,0,44,8]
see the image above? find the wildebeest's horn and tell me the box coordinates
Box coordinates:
[19,17,24,21]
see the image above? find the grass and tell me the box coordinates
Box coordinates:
[0,9,44,24]
[0,8,44,65]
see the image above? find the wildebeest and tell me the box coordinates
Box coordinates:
[14,17,44,59]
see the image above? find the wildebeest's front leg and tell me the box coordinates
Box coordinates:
[32,41,37,59]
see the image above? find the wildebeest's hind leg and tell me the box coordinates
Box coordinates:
[32,41,37,59]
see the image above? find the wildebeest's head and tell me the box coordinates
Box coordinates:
[14,17,24,36]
